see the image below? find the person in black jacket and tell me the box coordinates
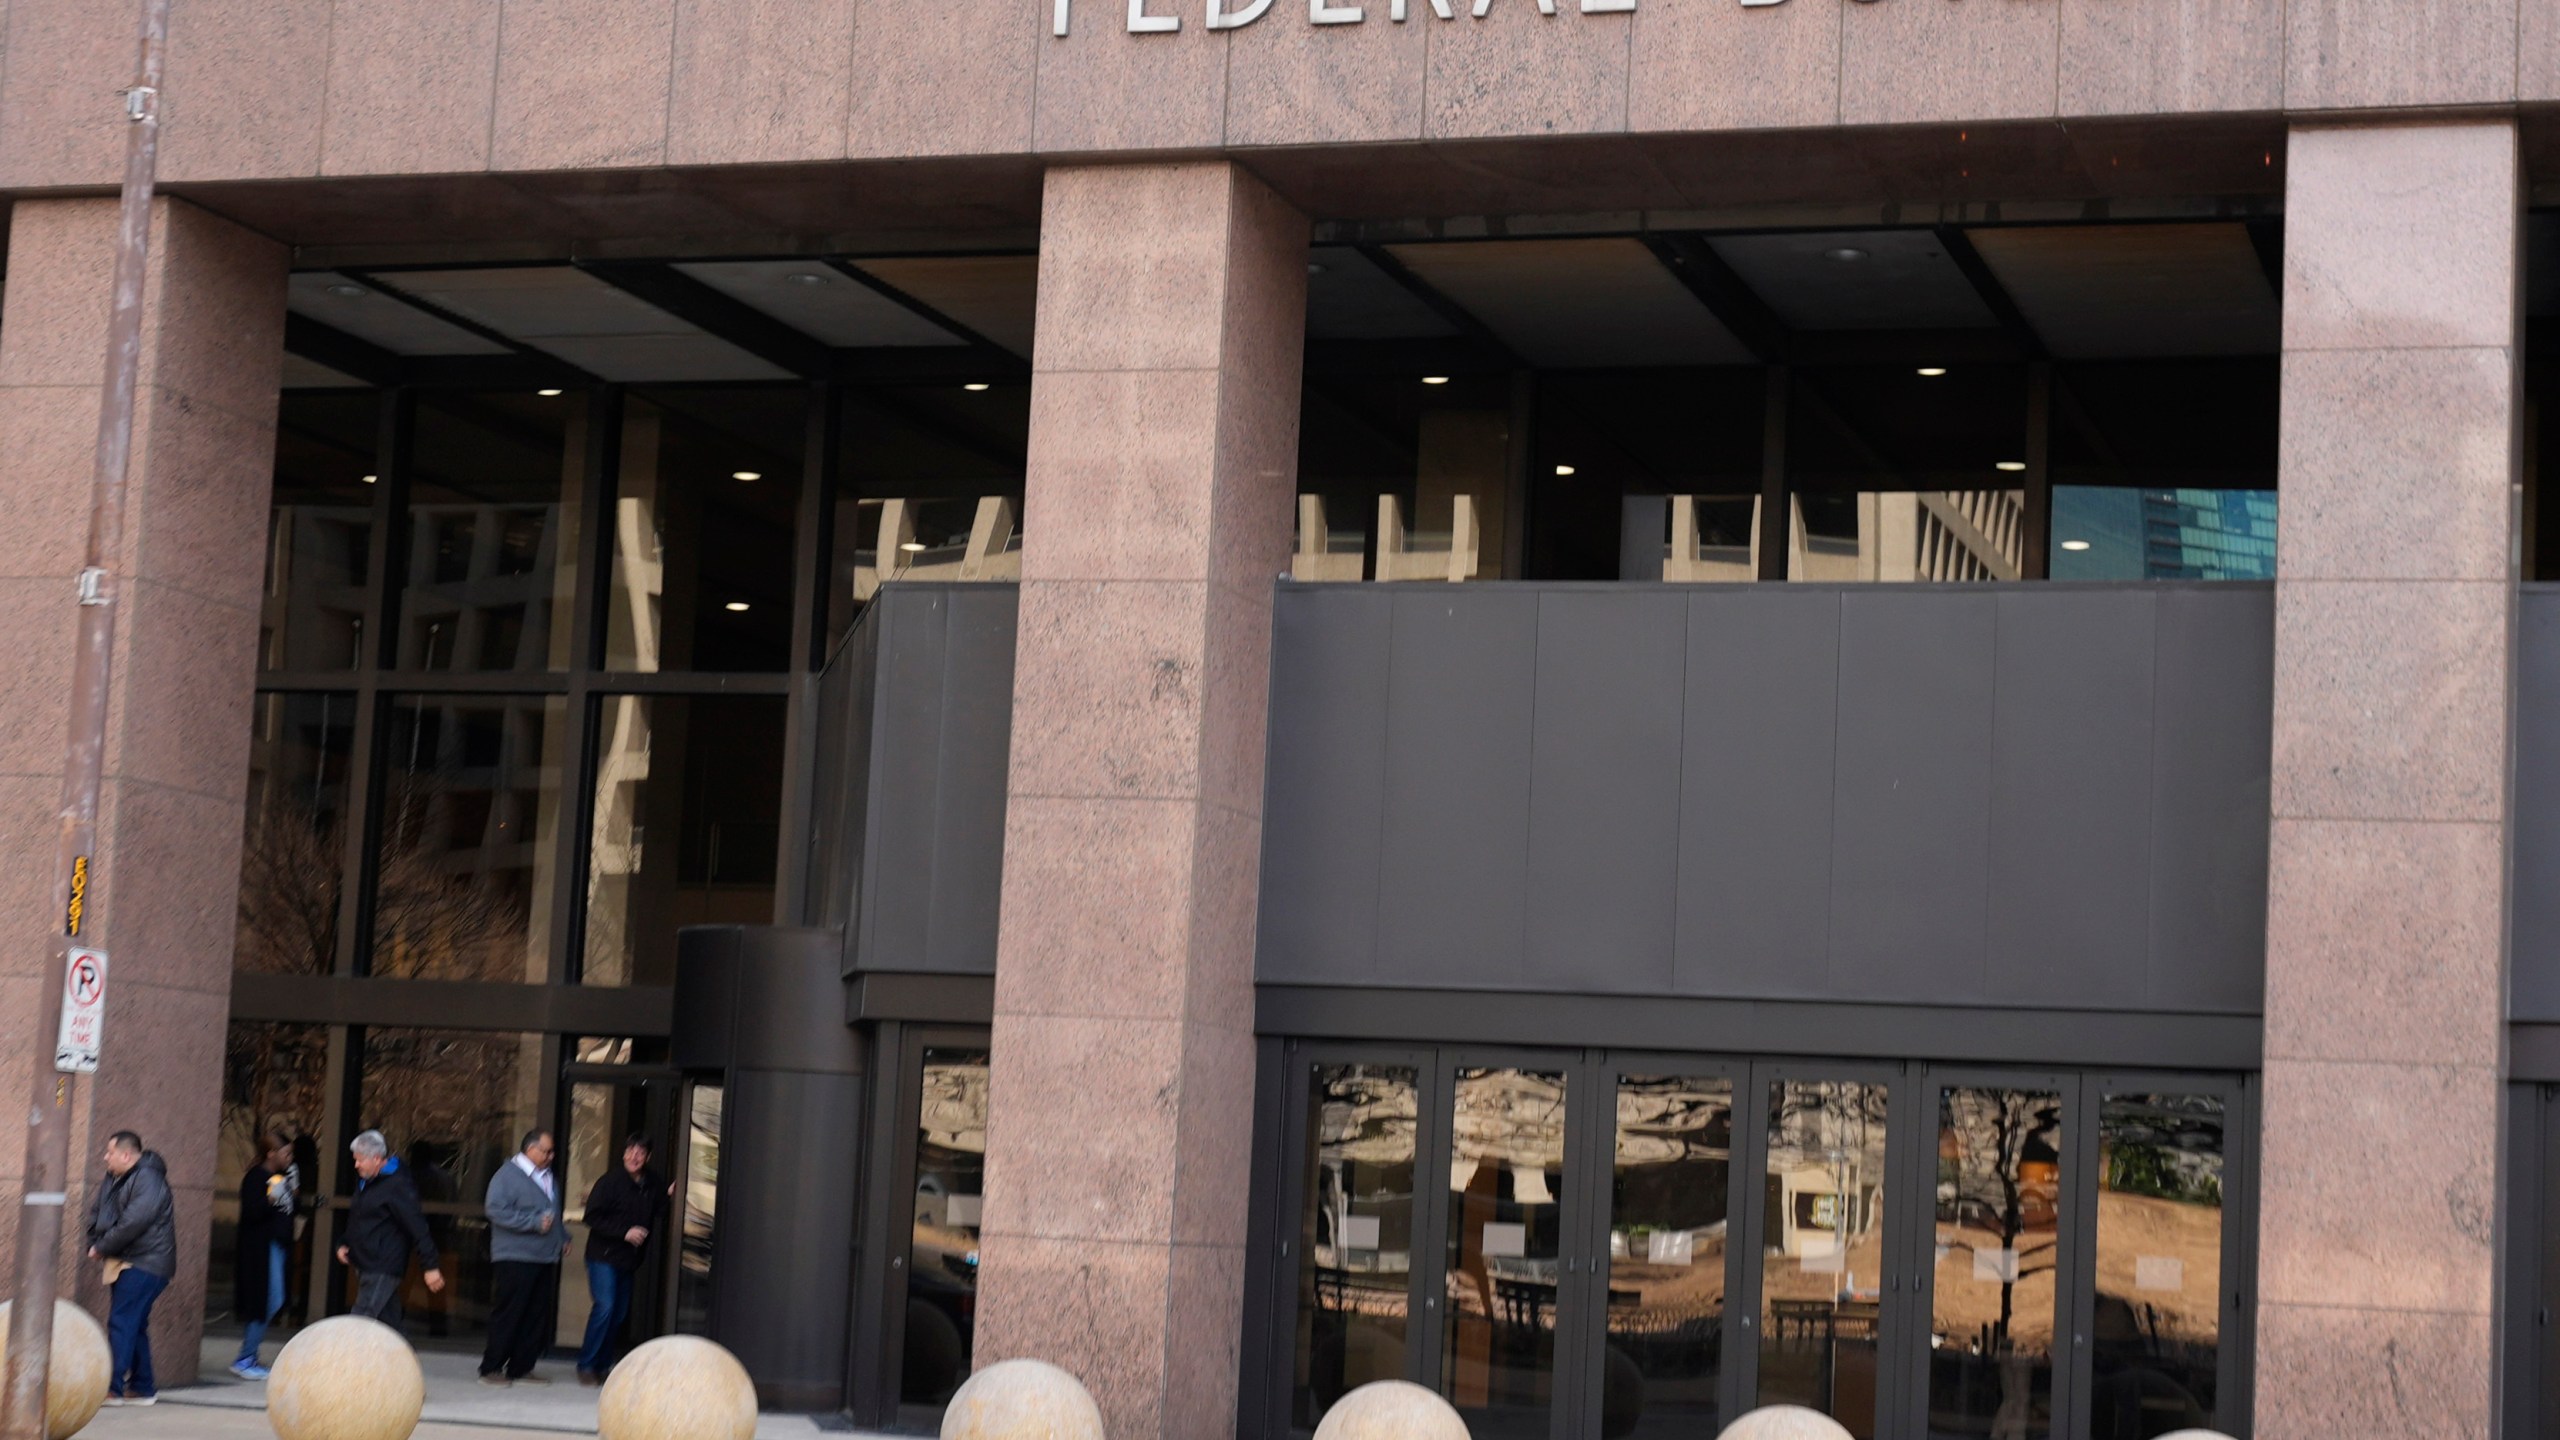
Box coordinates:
[335,1129,445,1333]
[85,1131,174,1406]
[575,1133,666,1384]
[229,1130,297,1379]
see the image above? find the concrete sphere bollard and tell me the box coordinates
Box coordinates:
[1312,1380,1469,1440]
[266,1315,424,1440]
[2153,1433,2241,1440]
[0,1300,111,1439]
[1717,1405,1855,1440]
[598,1336,758,1440]
[940,1359,1105,1440]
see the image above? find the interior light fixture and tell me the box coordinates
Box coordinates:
[1824,247,1870,263]
[1995,460,2028,472]
[1554,464,1577,477]
[899,540,931,553]
[2059,539,2092,552]
[724,601,751,612]
[963,382,990,392]
[1307,261,1328,275]
[537,388,564,397]
[1421,375,1450,386]
[360,474,378,485]
[325,283,368,299]
[732,470,762,482]
[784,272,829,286]
[1916,367,1947,377]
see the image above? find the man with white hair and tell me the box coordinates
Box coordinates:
[334,1130,445,1331]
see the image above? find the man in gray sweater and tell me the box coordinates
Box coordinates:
[479,1128,569,1386]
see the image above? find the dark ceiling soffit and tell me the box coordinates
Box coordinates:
[283,312,587,390]
[229,972,676,1037]
[1642,233,1788,365]
[1934,224,2049,362]
[819,258,1030,377]
[1353,243,1527,369]
[575,259,836,379]
[341,267,605,384]
[2242,218,2285,297]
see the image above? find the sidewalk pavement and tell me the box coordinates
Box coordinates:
[149,1334,898,1439]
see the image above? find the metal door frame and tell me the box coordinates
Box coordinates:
[849,1021,991,1431]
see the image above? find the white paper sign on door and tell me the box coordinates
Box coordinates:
[1480,1222,1527,1259]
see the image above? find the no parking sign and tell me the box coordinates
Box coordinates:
[54,946,106,1074]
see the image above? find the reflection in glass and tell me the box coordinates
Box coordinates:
[1760,1080,1888,1439]
[349,1027,543,1338]
[1299,369,1516,584]
[1625,495,1760,582]
[1292,1064,1418,1428]
[371,696,565,982]
[1931,1088,2064,1440]
[264,391,378,671]
[1789,490,2027,582]
[830,382,1031,651]
[675,1082,723,1337]
[555,1064,659,1349]
[236,694,355,975]
[209,1022,327,1327]
[581,695,786,986]
[2049,488,2276,582]
[606,390,803,673]
[1607,1076,1733,1438]
[1442,1068,1568,1440]
[401,391,583,672]
[2092,1094,2224,1440]
[902,1049,990,1422]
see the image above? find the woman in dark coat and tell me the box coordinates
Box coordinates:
[230,1131,296,1379]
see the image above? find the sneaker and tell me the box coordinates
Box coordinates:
[512,1373,551,1387]
[478,1374,512,1388]
[100,1397,124,1408]
[231,1361,270,1381]
[124,1395,156,1407]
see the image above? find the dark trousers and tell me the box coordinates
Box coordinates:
[105,1268,168,1398]
[481,1261,555,1378]
[351,1269,406,1332]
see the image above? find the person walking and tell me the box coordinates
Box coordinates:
[481,1128,569,1387]
[337,1129,444,1332]
[575,1133,666,1385]
[85,1131,175,1407]
[229,1131,296,1379]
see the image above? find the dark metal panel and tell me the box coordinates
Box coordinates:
[675,925,863,1076]
[1827,590,1998,1002]
[858,590,955,971]
[925,585,1018,975]
[669,927,741,1070]
[1985,589,2156,1007]
[1523,590,1685,992]
[1675,587,1840,998]
[2514,590,2560,1020]
[1257,587,1394,986]
[2146,584,2273,1014]
[1378,589,1538,987]
[845,971,997,1024]
[711,1066,866,1408]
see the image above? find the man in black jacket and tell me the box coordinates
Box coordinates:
[335,1129,445,1333]
[85,1131,174,1405]
[575,1133,666,1384]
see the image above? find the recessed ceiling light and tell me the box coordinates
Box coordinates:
[1421,376,1449,386]
[732,470,761,482]
[784,272,828,286]
[1307,262,1328,275]
[1825,247,1869,263]
[963,383,990,392]
[2060,539,2092,552]
[325,283,367,299]
[898,540,930,553]
[723,601,751,612]
[360,474,378,485]
[1916,367,1947,377]
[1995,460,2028,472]
[537,388,563,397]
[1554,464,1576,477]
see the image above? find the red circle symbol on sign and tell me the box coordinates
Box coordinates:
[67,959,102,1006]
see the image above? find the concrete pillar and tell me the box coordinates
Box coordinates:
[975,161,1306,1439]
[2258,122,2519,1440]
[0,198,287,1384]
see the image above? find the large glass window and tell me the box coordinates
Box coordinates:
[830,381,1031,652]
[237,693,356,975]
[582,695,787,986]
[1606,1074,1733,1439]
[209,1022,327,1327]
[2091,1093,2226,1439]
[1759,1079,1889,1439]
[1443,1066,1570,1440]
[607,389,805,673]
[1292,1062,1420,1427]
[902,1048,990,1418]
[265,391,379,671]
[402,391,585,672]
[371,696,567,982]
[1930,1087,2066,1440]
[1298,369,1517,584]
[676,1080,723,1337]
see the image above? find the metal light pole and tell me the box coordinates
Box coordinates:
[0,0,170,1433]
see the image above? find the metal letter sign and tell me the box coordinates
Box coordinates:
[53,948,105,1075]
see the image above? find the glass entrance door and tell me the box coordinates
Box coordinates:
[557,1057,683,1353]
[1918,1075,2077,1440]
[1440,1061,1578,1440]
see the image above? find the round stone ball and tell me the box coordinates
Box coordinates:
[266,1315,424,1440]
[0,1299,110,1438]
[941,1359,1105,1440]
[1718,1405,1856,1440]
[2153,1433,2240,1440]
[1312,1380,1468,1440]
[598,1335,757,1440]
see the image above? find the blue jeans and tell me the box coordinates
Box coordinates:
[235,1241,286,1365]
[106,1267,168,1398]
[578,1261,634,1374]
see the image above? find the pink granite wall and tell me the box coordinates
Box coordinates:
[973,160,1305,1440]
[2257,121,2519,1440]
[0,197,286,1386]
